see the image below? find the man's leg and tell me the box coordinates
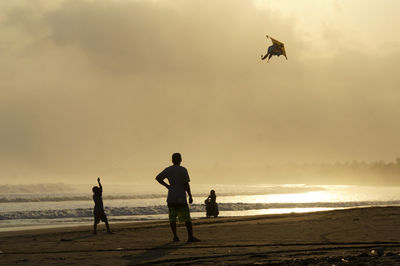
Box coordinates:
[183,206,200,242]
[185,221,200,242]
[170,221,179,241]
[93,221,97,234]
[185,221,193,239]
[181,205,199,242]
[169,205,179,241]
[105,218,112,233]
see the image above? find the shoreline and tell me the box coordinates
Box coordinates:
[0,204,395,234]
[0,205,394,234]
[0,206,363,234]
[1,206,400,264]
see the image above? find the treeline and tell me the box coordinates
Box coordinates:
[264,158,400,186]
[290,158,400,173]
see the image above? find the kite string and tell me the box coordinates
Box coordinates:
[98,129,171,179]
[98,50,265,179]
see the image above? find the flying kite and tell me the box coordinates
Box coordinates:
[261,35,287,62]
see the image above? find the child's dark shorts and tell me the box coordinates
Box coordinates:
[94,211,108,224]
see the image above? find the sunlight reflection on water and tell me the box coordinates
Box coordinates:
[217,191,338,204]
[212,185,400,205]
[215,207,337,216]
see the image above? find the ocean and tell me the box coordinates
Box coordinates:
[1,183,400,232]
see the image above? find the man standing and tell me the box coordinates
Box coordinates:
[156,153,200,242]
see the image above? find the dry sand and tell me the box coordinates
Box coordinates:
[1,206,400,265]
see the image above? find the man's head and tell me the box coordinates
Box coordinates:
[172,153,182,165]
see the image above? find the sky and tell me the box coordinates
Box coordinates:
[1,0,400,184]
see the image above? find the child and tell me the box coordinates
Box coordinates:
[92,177,111,234]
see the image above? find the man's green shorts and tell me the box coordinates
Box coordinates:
[167,203,191,222]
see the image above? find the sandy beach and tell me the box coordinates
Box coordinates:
[1,206,400,265]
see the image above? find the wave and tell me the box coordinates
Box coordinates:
[1,201,399,220]
[0,194,167,203]
[0,185,326,203]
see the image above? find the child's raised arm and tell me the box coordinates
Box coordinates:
[97,177,103,192]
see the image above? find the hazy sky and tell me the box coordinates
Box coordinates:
[1,0,400,184]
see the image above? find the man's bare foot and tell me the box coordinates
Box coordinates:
[187,236,200,242]
[173,236,179,242]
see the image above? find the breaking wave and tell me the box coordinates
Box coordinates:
[0,194,166,203]
[0,184,326,203]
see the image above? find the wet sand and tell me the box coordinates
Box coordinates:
[1,206,400,265]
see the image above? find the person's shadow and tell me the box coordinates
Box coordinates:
[124,242,186,265]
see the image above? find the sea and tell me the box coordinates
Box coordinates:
[1,183,400,232]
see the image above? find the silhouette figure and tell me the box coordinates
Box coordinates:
[156,153,200,242]
[205,190,219,218]
[92,177,111,234]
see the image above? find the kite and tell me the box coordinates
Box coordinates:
[261,35,287,62]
